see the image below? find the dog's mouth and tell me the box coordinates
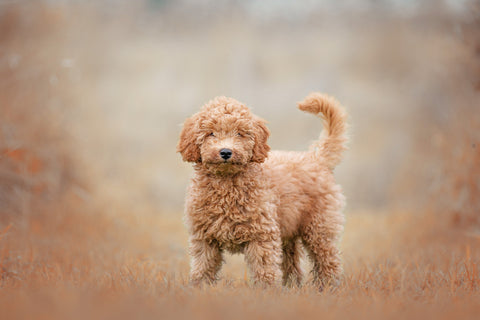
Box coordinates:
[205,162,244,168]
[204,159,244,166]
[203,161,246,175]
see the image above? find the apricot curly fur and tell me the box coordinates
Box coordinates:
[177,93,348,289]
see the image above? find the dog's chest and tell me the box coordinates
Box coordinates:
[189,182,263,248]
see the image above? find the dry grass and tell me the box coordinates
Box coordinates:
[1,206,479,320]
[1,2,479,320]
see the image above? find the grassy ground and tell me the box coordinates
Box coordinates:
[1,203,479,320]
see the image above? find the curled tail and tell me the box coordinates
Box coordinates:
[298,92,348,169]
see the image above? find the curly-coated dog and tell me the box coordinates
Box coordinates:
[177,92,347,289]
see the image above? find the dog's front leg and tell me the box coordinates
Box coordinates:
[189,238,223,286]
[244,237,282,287]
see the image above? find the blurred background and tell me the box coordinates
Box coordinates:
[0,1,479,316]
[3,0,478,214]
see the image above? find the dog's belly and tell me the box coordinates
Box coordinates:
[204,218,254,250]
[219,241,246,254]
[203,221,251,254]
[197,206,277,254]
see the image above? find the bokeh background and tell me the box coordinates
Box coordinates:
[0,0,479,319]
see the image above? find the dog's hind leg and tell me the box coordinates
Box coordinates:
[281,238,303,287]
[301,204,344,290]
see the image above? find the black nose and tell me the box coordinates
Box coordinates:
[219,148,232,160]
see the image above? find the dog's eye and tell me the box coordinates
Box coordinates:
[208,133,215,137]
[237,132,243,137]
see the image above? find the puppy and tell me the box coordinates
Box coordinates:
[177,93,347,288]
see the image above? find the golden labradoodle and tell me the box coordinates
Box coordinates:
[177,92,347,289]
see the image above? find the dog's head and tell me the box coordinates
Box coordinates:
[177,97,270,174]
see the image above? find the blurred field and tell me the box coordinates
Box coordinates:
[1,1,479,319]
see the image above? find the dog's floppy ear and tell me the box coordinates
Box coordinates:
[177,114,201,163]
[251,115,270,163]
